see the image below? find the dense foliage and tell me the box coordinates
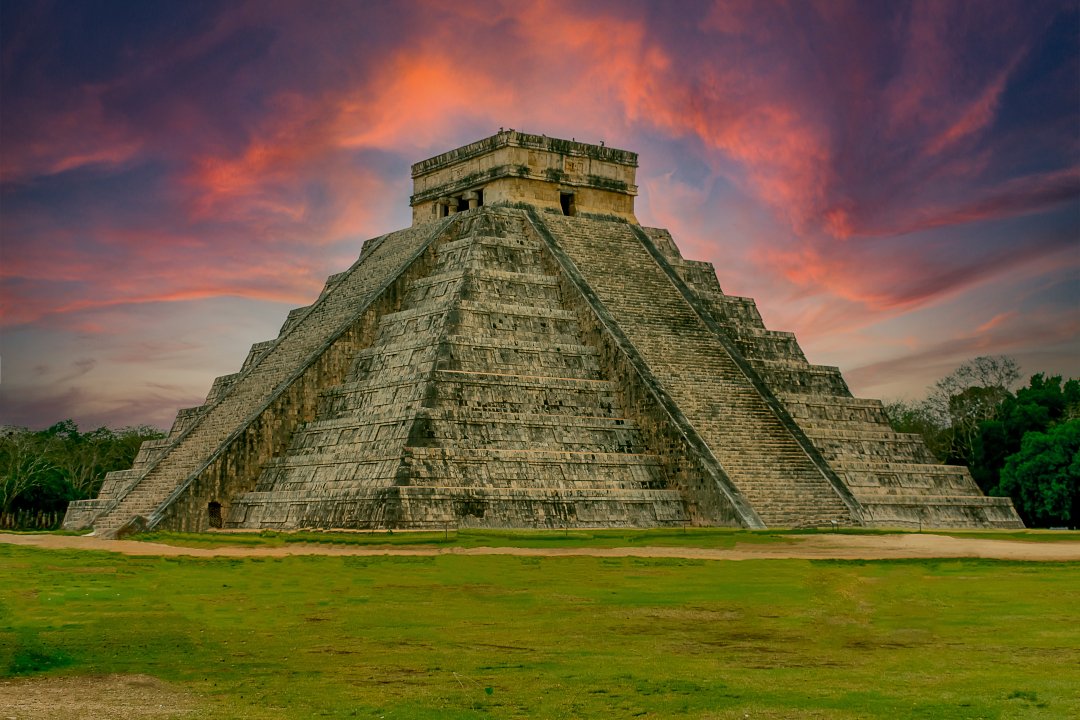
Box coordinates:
[998,419,1080,527]
[886,358,1080,527]
[0,421,164,520]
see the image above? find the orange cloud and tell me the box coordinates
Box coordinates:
[178,0,658,246]
[977,312,1018,334]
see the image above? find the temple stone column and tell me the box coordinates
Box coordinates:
[462,191,479,210]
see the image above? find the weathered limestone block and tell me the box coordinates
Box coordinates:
[131,438,171,469]
[410,130,639,224]
[536,212,855,528]
[241,341,274,371]
[168,407,205,440]
[204,373,240,405]
[225,209,692,530]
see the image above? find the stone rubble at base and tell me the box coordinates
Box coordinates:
[63,131,1023,537]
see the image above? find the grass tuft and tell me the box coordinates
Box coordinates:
[8,641,73,675]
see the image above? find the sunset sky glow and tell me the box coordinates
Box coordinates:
[2,0,1078,430]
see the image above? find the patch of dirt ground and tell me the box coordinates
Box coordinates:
[0,674,197,719]
[2,531,1078,561]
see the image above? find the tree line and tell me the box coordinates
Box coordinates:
[885,356,1079,528]
[0,420,164,527]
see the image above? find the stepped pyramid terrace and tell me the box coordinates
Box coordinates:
[63,130,1023,537]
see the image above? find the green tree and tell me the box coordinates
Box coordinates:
[40,421,162,500]
[885,363,1079,527]
[998,419,1080,527]
[925,355,1020,427]
[884,355,1019,464]
[932,356,1019,465]
[0,421,164,522]
[971,374,1080,494]
[0,430,55,514]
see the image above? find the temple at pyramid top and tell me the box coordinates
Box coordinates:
[64,130,1023,537]
[410,130,639,225]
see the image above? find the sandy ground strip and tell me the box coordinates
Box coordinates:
[2,531,1078,561]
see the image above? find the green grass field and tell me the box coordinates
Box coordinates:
[1,539,1077,718]
[130,526,1080,550]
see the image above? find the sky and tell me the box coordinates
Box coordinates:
[1,0,1078,431]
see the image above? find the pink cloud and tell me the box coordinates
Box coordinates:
[177,0,660,247]
[921,59,1018,158]
[0,85,144,183]
[977,312,1018,334]
[0,220,330,329]
[757,227,1078,318]
[845,305,1080,396]
[893,167,1080,236]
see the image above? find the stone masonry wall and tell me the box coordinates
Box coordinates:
[641,227,1023,528]
[227,208,690,529]
[527,215,743,527]
[528,209,855,527]
[75,217,455,536]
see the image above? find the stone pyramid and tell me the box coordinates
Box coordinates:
[64,131,1022,536]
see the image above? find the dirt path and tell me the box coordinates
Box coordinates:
[2,531,1078,561]
[0,674,197,720]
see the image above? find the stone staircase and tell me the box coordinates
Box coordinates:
[538,213,853,527]
[67,220,447,536]
[227,209,689,529]
[642,227,1022,528]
